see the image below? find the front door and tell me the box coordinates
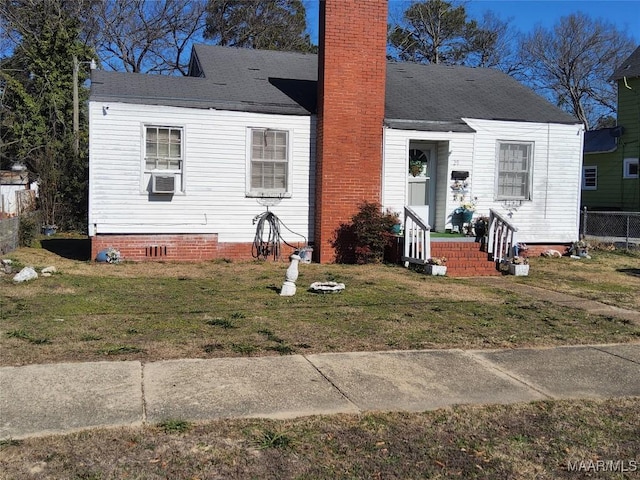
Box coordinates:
[408,144,436,226]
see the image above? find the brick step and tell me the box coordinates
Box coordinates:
[432,251,491,260]
[445,258,494,267]
[431,241,499,277]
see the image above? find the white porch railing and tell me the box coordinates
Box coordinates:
[402,206,431,267]
[487,208,518,263]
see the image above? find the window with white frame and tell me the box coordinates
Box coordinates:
[496,141,533,200]
[249,128,289,196]
[582,166,597,190]
[623,158,639,179]
[144,125,184,193]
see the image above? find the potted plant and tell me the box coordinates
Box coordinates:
[409,159,424,177]
[451,200,476,233]
[567,239,591,259]
[425,256,447,275]
[473,215,489,242]
[507,256,529,276]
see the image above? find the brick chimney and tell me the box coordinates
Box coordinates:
[314,0,388,263]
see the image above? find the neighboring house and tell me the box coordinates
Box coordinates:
[88,0,583,264]
[582,46,640,211]
[0,170,29,217]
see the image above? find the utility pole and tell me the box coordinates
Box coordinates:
[72,56,96,157]
[73,55,79,156]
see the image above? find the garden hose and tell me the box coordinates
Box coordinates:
[252,210,307,260]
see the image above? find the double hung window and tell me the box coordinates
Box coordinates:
[144,126,184,193]
[249,128,289,196]
[496,141,533,200]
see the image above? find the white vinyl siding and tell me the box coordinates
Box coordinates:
[249,128,289,196]
[582,166,597,190]
[496,141,533,200]
[88,102,314,242]
[382,127,474,232]
[386,118,583,244]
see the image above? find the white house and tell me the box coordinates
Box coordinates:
[88,1,583,270]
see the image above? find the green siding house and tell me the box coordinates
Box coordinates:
[582,46,640,211]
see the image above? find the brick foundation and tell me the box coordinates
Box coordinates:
[91,234,302,262]
[523,244,570,257]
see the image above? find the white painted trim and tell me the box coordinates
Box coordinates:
[494,140,534,201]
[140,123,187,195]
[245,126,293,198]
[623,157,639,179]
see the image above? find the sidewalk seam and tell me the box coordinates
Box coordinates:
[140,362,148,425]
[302,355,361,412]
[591,346,640,365]
[463,351,554,400]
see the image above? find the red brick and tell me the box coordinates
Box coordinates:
[315,0,388,263]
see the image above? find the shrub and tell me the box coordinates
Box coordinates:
[332,201,399,264]
[18,212,40,247]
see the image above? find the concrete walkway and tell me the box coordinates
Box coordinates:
[1,343,639,440]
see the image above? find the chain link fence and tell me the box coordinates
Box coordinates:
[0,216,19,255]
[580,209,640,249]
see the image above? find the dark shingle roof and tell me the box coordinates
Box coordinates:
[384,61,577,128]
[611,46,640,81]
[90,44,578,127]
[584,127,621,154]
[90,46,317,115]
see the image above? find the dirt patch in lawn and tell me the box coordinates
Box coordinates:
[1,398,638,479]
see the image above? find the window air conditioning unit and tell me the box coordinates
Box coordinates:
[151,174,176,194]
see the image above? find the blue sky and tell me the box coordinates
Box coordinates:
[303,0,640,44]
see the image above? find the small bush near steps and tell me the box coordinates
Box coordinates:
[332,201,399,264]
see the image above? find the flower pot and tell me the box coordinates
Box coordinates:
[509,264,529,276]
[426,265,447,276]
[462,210,474,223]
[41,225,57,236]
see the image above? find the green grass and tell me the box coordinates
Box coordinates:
[97,345,145,355]
[255,429,293,450]
[156,419,192,435]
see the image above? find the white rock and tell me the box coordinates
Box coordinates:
[13,267,38,283]
[41,266,57,274]
[1,259,13,265]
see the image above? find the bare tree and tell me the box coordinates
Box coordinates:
[204,0,315,53]
[464,11,522,74]
[90,0,207,75]
[518,13,636,130]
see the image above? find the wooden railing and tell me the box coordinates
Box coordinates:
[487,208,518,263]
[402,206,431,267]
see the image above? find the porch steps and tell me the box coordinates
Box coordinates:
[431,240,500,277]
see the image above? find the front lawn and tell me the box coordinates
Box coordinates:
[1,243,638,366]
